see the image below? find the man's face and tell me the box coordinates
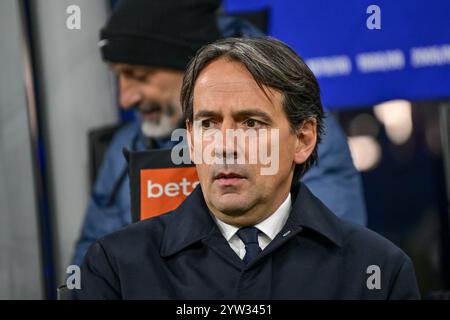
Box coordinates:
[187,58,317,227]
[110,63,184,138]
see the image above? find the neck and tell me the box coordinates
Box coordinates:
[209,188,291,227]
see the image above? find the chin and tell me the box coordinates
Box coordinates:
[213,194,253,216]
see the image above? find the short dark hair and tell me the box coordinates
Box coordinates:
[180,37,324,181]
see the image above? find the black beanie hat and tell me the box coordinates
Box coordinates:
[99,0,222,70]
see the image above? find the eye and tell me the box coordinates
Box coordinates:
[135,73,149,83]
[244,119,262,128]
[201,119,215,129]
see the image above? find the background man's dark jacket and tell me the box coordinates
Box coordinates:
[75,183,420,299]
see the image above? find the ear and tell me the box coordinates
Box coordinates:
[293,118,317,165]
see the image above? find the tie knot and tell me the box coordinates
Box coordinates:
[236,227,260,245]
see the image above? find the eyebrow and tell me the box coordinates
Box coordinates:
[193,108,273,124]
[193,110,221,121]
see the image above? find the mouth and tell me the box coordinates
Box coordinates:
[140,105,163,121]
[214,171,246,186]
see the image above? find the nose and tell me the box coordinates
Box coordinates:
[214,119,240,163]
[119,75,141,108]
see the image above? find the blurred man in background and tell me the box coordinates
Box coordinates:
[72,0,367,267]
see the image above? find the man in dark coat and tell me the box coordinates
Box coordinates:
[74,37,420,300]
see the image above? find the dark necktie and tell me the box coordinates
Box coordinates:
[236,227,262,264]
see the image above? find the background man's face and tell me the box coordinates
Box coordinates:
[188,58,316,227]
[111,63,184,138]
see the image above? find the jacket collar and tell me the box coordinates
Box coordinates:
[288,182,343,247]
[159,185,216,258]
[160,182,343,258]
